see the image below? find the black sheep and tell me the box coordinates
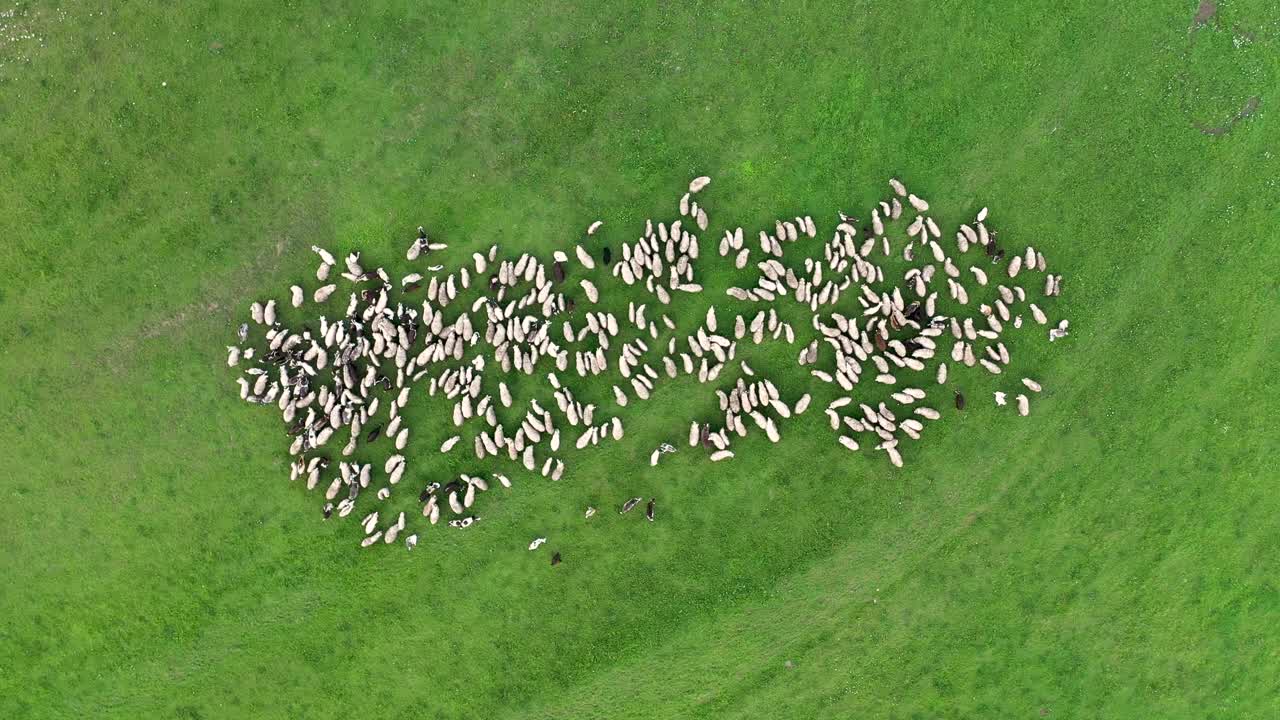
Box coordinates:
[954,391,966,410]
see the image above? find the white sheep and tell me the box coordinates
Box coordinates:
[313,284,337,303]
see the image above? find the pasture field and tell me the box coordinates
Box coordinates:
[2,1,1278,718]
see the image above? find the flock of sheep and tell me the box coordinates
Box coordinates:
[227,176,1067,550]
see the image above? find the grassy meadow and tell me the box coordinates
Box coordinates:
[1,1,1278,718]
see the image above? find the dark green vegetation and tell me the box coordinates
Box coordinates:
[2,1,1278,718]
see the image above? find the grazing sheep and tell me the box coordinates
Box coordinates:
[885,445,903,468]
[794,394,811,414]
[1016,394,1030,416]
[313,284,337,303]
[621,497,643,514]
[235,177,1065,533]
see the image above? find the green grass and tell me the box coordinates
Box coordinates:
[2,0,1279,718]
